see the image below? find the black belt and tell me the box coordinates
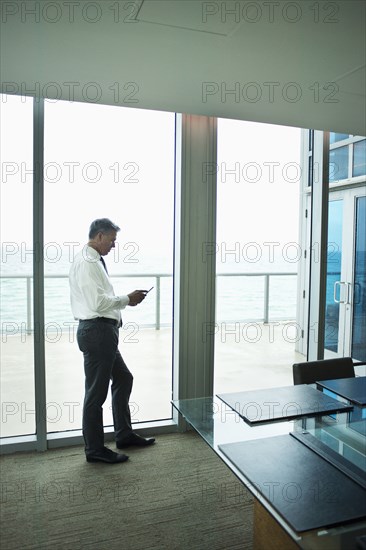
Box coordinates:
[80,317,119,327]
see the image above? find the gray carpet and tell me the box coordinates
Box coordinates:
[0,432,253,550]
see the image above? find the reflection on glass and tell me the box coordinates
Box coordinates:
[0,94,35,437]
[330,132,349,144]
[325,200,343,353]
[329,146,349,182]
[298,412,366,474]
[353,140,366,177]
[352,196,366,361]
[44,100,175,433]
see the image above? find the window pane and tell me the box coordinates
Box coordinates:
[43,100,175,433]
[353,139,366,177]
[0,94,35,437]
[329,146,349,182]
[324,200,343,353]
[214,119,302,393]
[352,196,366,361]
[330,132,349,144]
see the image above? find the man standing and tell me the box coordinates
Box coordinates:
[69,218,155,464]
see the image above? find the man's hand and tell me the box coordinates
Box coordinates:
[128,290,148,306]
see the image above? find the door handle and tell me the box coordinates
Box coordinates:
[333,281,347,303]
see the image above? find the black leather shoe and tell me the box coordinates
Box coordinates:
[86,446,129,464]
[116,433,155,448]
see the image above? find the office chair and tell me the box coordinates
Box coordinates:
[292,357,355,385]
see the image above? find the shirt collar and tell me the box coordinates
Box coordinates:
[83,245,101,262]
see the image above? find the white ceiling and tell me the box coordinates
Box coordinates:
[1,0,365,134]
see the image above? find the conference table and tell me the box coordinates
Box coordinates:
[172,377,366,549]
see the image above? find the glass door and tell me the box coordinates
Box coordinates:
[351,195,366,361]
[324,198,344,355]
[324,188,366,361]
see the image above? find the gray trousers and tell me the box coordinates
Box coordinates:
[77,319,133,455]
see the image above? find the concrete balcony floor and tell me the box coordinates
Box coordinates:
[1,323,304,438]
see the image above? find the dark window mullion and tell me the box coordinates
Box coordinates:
[33,98,47,451]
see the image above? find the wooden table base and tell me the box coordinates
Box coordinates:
[253,500,300,550]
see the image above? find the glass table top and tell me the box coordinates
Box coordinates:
[173,396,296,448]
[172,395,365,473]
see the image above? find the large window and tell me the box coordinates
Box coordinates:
[0,95,175,443]
[0,94,35,437]
[214,119,302,393]
[43,100,175,433]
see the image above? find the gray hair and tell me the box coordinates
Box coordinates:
[88,218,120,239]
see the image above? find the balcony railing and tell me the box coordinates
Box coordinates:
[1,272,297,333]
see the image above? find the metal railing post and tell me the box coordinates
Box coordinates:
[156,275,161,330]
[27,276,32,334]
[264,274,270,324]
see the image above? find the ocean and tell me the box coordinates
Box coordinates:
[0,247,298,332]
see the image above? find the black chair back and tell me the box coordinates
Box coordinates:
[292,357,355,385]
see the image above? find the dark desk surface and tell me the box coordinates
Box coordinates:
[172,392,366,549]
[219,434,366,533]
[316,376,366,406]
[217,383,353,424]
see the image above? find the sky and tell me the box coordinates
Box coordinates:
[217,118,301,247]
[1,94,301,272]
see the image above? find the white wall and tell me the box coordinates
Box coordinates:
[1,0,365,134]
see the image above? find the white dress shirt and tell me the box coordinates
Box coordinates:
[69,245,129,322]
